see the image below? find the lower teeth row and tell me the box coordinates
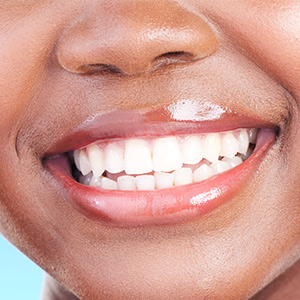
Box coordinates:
[79,153,251,190]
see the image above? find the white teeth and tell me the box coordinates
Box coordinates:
[104,144,124,174]
[155,172,174,189]
[74,150,81,172]
[202,133,221,163]
[87,145,105,177]
[124,139,153,175]
[75,128,259,190]
[220,132,239,158]
[211,161,231,175]
[101,177,117,190]
[78,149,92,175]
[173,168,193,186]
[193,164,213,182]
[136,175,155,190]
[249,128,258,144]
[238,129,249,155]
[180,135,203,164]
[89,175,102,187]
[222,156,243,167]
[117,175,136,190]
[153,137,183,172]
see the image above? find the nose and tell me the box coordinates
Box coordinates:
[56,0,219,76]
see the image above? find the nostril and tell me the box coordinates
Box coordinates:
[153,51,195,68]
[157,51,194,60]
[77,64,123,75]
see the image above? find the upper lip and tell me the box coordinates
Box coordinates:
[44,105,277,156]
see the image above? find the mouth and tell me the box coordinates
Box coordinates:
[44,114,278,227]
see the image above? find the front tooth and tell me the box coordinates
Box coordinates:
[78,149,92,175]
[202,133,221,163]
[222,156,243,167]
[211,161,231,175]
[153,137,183,172]
[87,145,105,177]
[136,175,155,190]
[193,164,213,182]
[173,168,193,186]
[238,129,249,154]
[220,132,239,158]
[181,136,203,164]
[104,144,124,174]
[249,128,258,144]
[124,139,153,175]
[117,175,136,190]
[155,172,174,189]
[101,177,117,190]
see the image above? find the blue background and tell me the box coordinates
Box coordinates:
[0,234,43,300]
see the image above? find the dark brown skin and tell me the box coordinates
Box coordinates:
[0,1,299,299]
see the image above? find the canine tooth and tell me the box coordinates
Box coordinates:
[220,132,239,158]
[78,149,92,175]
[153,137,182,172]
[124,139,153,175]
[211,161,231,175]
[104,144,124,174]
[193,164,213,182]
[101,177,117,190]
[238,129,249,154]
[249,128,258,144]
[74,150,81,171]
[181,136,203,164]
[89,175,102,187]
[136,175,155,190]
[202,133,221,163]
[222,156,243,167]
[87,145,105,177]
[155,172,174,189]
[173,168,193,186]
[117,175,136,190]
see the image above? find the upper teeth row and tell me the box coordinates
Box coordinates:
[73,128,258,177]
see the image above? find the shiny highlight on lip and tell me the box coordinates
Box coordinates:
[190,188,222,206]
[166,99,227,122]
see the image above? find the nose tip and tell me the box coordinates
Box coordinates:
[56,1,219,76]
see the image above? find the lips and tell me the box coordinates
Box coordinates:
[44,111,277,227]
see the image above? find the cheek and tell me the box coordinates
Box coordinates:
[0,3,74,133]
[0,24,47,132]
[204,0,300,102]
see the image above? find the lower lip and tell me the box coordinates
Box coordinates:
[45,130,276,227]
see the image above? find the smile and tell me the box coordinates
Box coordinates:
[73,128,257,190]
[45,116,277,227]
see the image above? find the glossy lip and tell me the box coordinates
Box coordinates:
[45,128,277,227]
[45,105,275,156]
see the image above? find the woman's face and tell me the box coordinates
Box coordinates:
[0,0,299,299]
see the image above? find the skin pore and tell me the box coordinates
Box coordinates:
[0,0,299,299]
